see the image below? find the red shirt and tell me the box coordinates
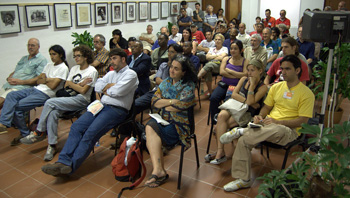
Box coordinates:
[276,18,291,33]
[267,57,309,83]
[192,31,205,44]
[264,17,276,28]
[249,31,263,38]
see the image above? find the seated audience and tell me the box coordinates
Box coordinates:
[261,28,279,71]
[265,37,309,86]
[223,28,238,50]
[190,24,205,44]
[271,27,281,49]
[297,26,315,64]
[169,25,182,43]
[135,44,183,114]
[92,34,109,77]
[144,55,197,188]
[109,29,128,50]
[197,33,228,95]
[183,41,200,71]
[206,59,267,164]
[253,17,262,31]
[139,24,156,55]
[216,23,230,39]
[244,34,267,69]
[0,38,47,110]
[179,27,197,55]
[151,34,169,70]
[249,23,263,38]
[0,45,69,145]
[151,27,176,50]
[128,40,151,96]
[203,5,217,33]
[237,23,251,49]
[20,45,98,161]
[192,2,204,32]
[178,8,192,33]
[125,37,137,56]
[196,31,215,62]
[220,55,314,192]
[209,40,248,124]
[212,20,224,36]
[41,48,138,176]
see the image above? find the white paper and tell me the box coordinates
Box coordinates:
[149,113,170,125]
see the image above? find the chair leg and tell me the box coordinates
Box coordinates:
[282,149,290,169]
[206,122,214,154]
[140,111,143,123]
[266,146,270,159]
[260,145,263,155]
[177,145,185,190]
[207,109,210,125]
[193,134,200,168]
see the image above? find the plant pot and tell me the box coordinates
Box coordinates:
[324,108,343,128]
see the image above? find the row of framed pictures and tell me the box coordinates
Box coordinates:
[0,2,180,35]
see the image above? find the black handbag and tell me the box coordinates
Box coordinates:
[56,87,78,97]
[218,81,228,89]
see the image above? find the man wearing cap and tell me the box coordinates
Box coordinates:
[214,23,230,40]
[191,24,205,44]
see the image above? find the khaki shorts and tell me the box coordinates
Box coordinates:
[0,87,18,98]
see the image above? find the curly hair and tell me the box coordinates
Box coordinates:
[172,54,198,84]
[73,45,94,64]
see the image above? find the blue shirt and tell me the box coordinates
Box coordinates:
[297,38,315,60]
[223,39,237,50]
[178,16,192,33]
[187,54,200,72]
[261,40,279,60]
[151,39,176,50]
[95,66,139,110]
[3,53,47,90]
[129,53,143,68]
[204,14,218,26]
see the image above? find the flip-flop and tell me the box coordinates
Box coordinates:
[145,174,169,188]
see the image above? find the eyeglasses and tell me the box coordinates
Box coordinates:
[73,55,82,58]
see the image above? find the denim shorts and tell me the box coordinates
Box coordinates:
[147,118,179,146]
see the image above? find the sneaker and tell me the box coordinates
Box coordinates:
[44,145,57,161]
[223,179,253,192]
[20,131,46,145]
[10,135,24,146]
[204,153,215,162]
[41,163,72,176]
[220,127,242,144]
[210,156,227,165]
[0,125,8,134]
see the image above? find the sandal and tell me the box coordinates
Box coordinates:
[204,153,215,162]
[145,174,169,188]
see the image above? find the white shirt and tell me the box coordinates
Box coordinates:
[237,33,251,49]
[35,62,69,98]
[208,46,228,56]
[67,65,98,102]
[169,33,182,43]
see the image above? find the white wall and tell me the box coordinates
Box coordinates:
[242,0,324,37]
[0,0,189,86]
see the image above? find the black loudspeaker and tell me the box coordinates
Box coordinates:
[302,11,350,43]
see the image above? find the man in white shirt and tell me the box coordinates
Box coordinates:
[169,25,182,43]
[196,31,216,62]
[139,24,157,54]
[237,23,251,49]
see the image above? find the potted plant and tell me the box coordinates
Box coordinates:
[310,43,350,124]
[71,30,94,50]
[257,121,350,197]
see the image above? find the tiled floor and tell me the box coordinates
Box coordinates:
[1,82,349,198]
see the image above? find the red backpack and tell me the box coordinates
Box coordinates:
[111,137,146,197]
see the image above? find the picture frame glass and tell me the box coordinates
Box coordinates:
[95,3,108,24]
[54,3,72,28]
[170,3,179,15]
[0,5,21,34]
[76,3,91,26]
[139,2,148,20]
[161,2,169,18]
[126,3,136,21]
[26,5,51,28]
[151,3,159,19]
[111,3,123,23]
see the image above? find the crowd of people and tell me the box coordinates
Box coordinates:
[0,0,347,193]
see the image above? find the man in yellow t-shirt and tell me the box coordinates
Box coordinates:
[220,54,315,192]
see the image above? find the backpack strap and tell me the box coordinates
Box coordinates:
[118,140,147,198]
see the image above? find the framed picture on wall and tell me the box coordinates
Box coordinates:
[139,2,148,20]
[126,2,136,21]
[53,3,72,28]
[25,5,51,28]
[76,3,91,26]
[150,2,159,20]
[95,3,108,24]
[170,2,179,16]
[161,2,169,18]
[0,4,21,34]
[111,2,123,23]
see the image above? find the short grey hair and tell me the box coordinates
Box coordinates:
[206,5,213,9]
[94,34,106,46]
[147,24,153,29]
[172,25,179,30]
[251,33,262,42]
[278,23,287,31]
[263,27,272,34]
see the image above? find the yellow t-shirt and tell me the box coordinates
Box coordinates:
[264,81,315,131]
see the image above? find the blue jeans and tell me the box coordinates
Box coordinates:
[209,85,228,123]
[57,105,128,173]
[0,88,50,136]
[135,90,155,114]
[37,95,89,145]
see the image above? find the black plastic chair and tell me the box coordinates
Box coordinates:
[260,133,306,169]
[178,106,200,189]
